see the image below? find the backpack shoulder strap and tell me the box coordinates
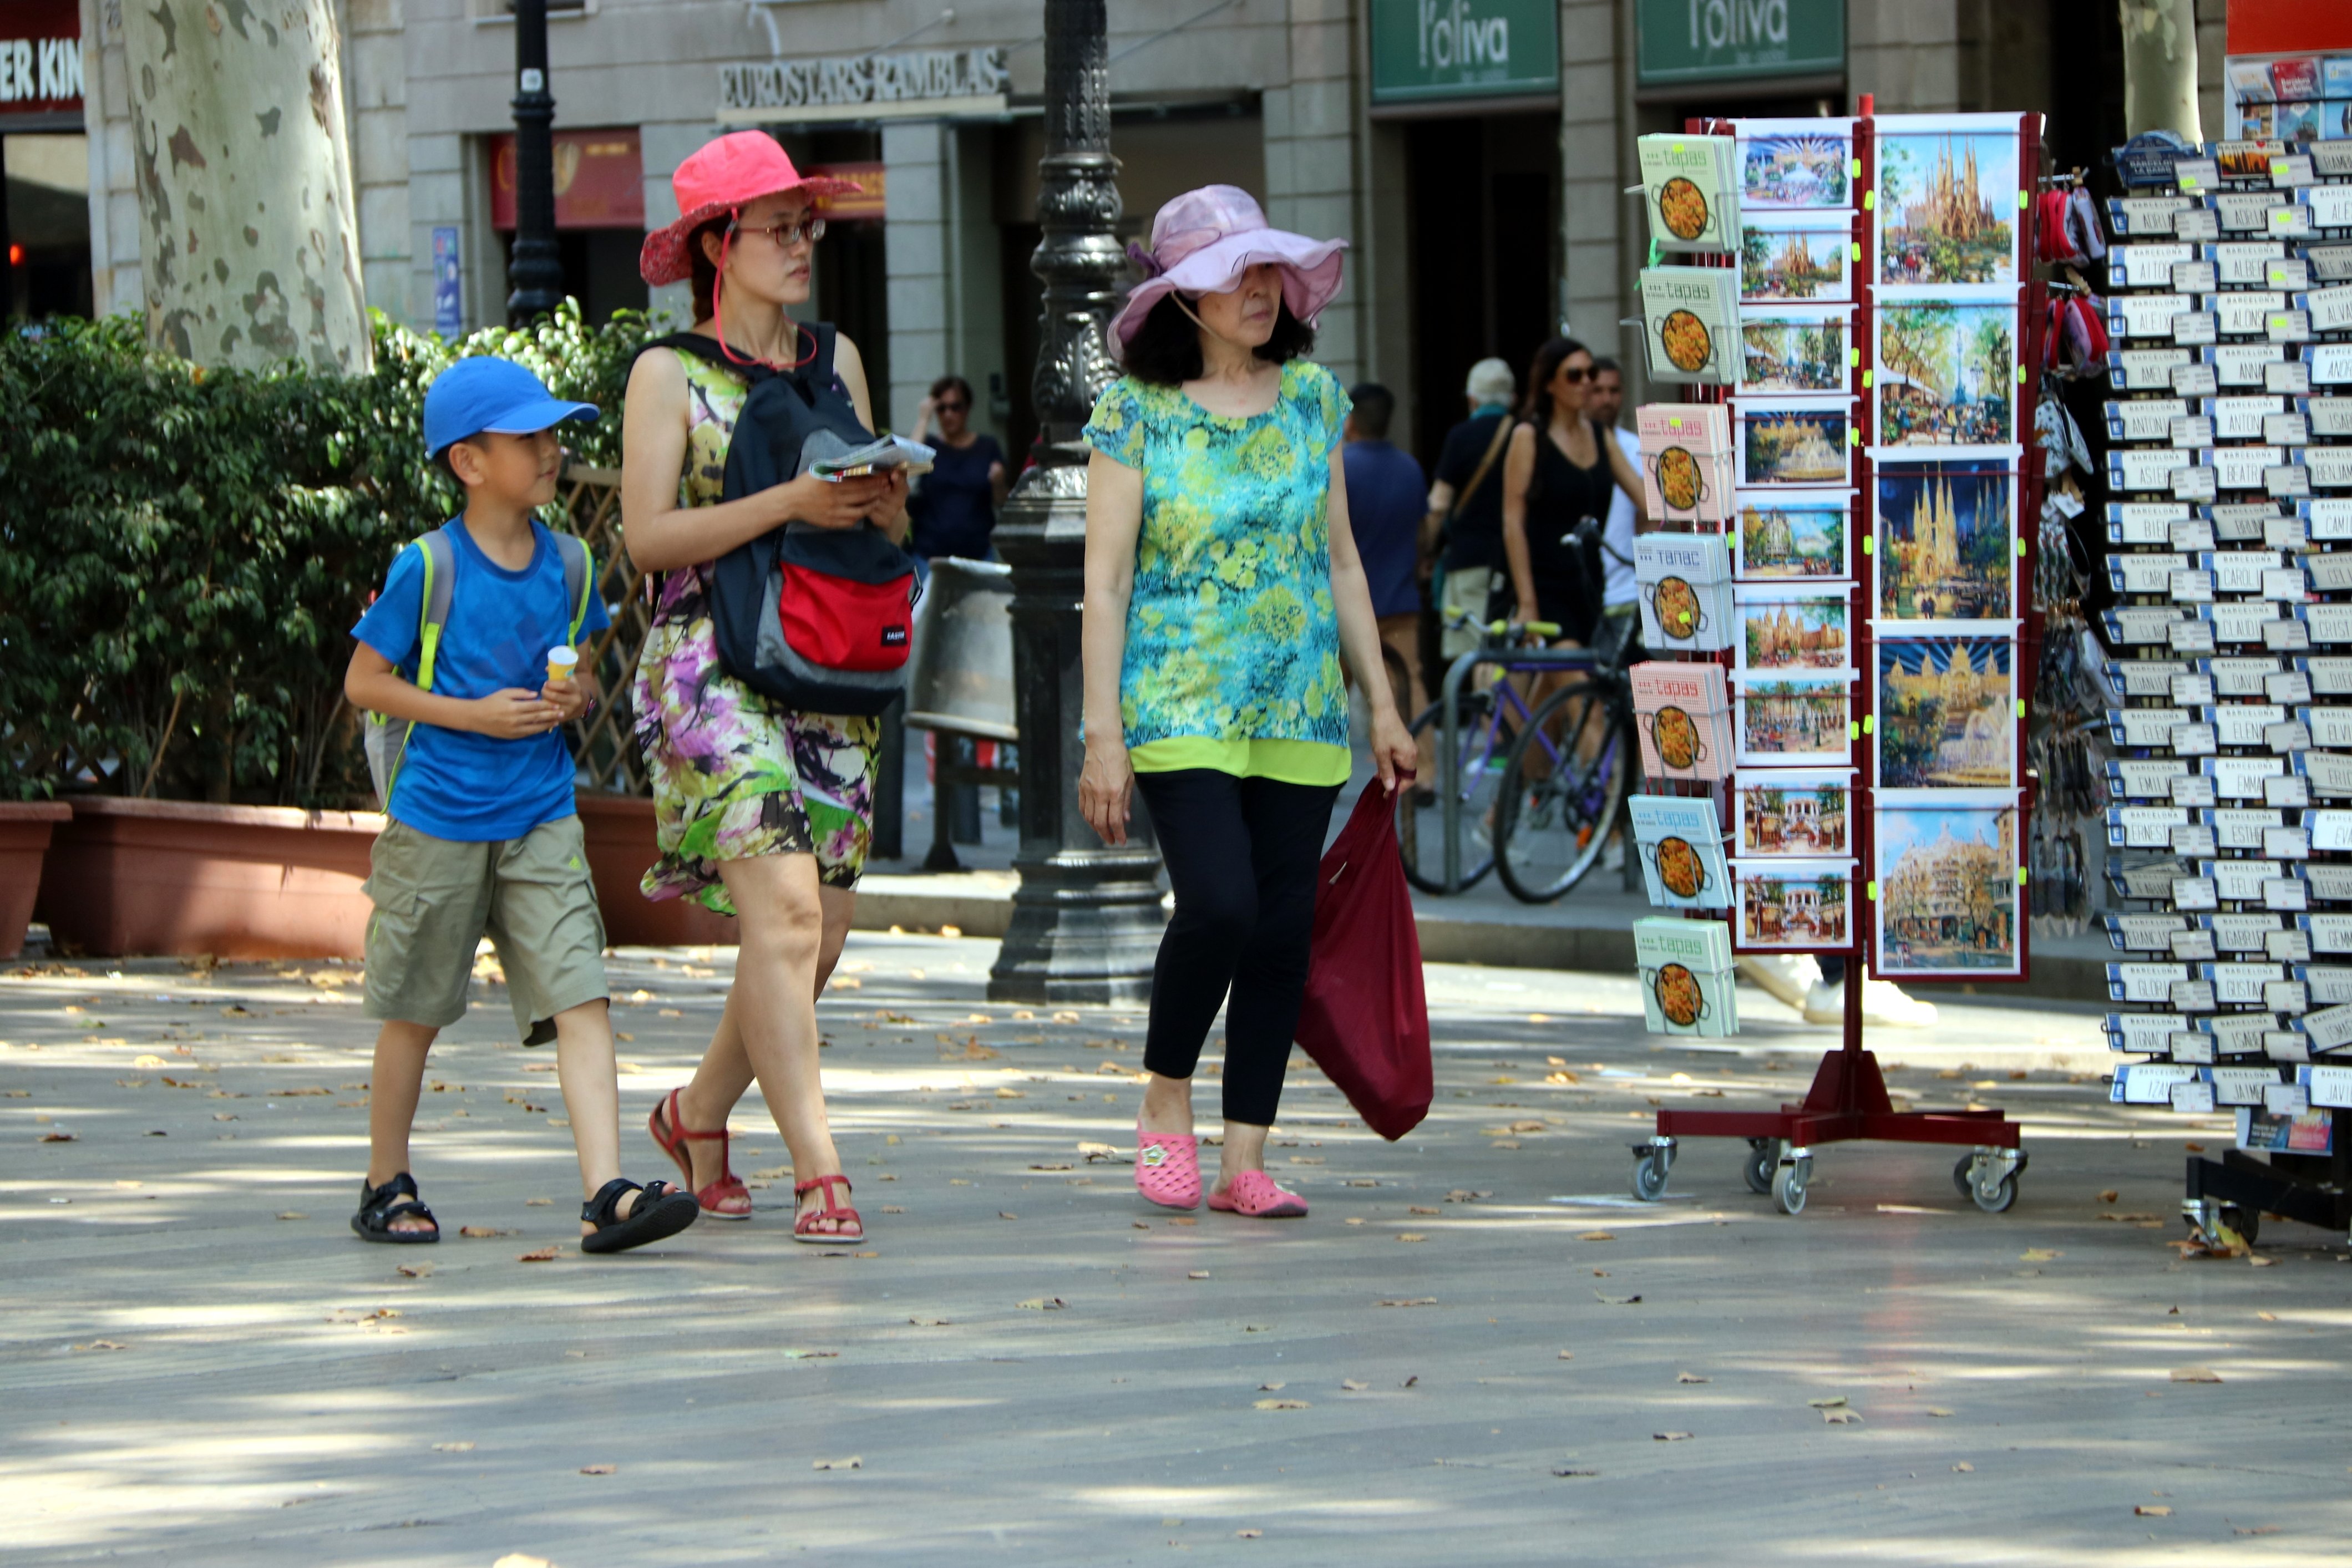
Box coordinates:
[636,331,771,384]
[413,526,459,692]
[552,532,594,646]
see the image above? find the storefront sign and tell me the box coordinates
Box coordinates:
[718,48,1009,121]
[809,163,886,221]
[1370,0,1559,104]
[1635,0,1845,89]
[490,128,645,230]
[0,0,83,119]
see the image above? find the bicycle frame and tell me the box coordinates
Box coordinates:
[1436,642,1606,892]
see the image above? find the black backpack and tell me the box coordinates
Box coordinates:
[643,327,916,715]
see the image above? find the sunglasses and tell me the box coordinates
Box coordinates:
[1557,365,1592,384]
[935,400,969,413]
[734,214,827,248]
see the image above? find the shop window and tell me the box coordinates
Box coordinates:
[488,126,646,323]
[3,131,91,320]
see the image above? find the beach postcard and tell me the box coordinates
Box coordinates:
[1735,489,1850,580]
[1875,637,2018,789]
[1874,300,2019,446]
[1874,458,2014,623]
[1873,790,2022,976]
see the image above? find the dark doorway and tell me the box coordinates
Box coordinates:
[997,221,1043,466]
[3,132,93,321]
[1403,113,1560,471]
[816,217,890,418]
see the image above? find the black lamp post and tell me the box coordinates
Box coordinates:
[986,0,1165,1003]
[506,0,565,324]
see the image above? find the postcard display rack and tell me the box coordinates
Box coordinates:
[2098,137,2352,1245]
[1625,105,2041,1216]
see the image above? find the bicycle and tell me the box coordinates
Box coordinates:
[1491,520,1643,902]
[1393,610,1565,894]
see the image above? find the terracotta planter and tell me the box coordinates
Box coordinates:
[36,797,382,960]
[574,793,738,948]
[0,803,74,960]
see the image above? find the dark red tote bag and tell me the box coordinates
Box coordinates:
[1294,778,1433,1140]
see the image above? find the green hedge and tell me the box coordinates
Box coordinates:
[0,303,652,806]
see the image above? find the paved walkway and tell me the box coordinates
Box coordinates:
[3,939,2347,1565]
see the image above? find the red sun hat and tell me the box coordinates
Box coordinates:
[638,131,862,287]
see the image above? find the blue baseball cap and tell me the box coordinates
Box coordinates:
[423,356,599,460]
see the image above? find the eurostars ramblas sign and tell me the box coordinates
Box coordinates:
[1370,0,1560,105]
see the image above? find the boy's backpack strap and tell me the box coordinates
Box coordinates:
[413,526,459,692]
[552,532,594,646]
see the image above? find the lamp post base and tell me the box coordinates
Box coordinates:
[988,848,1166,1004]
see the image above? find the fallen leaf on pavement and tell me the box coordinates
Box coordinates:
[397,1263,433,1278]
[1028,1163,1072,1171]
[2234,1525,2280,1536]
[811,1455,861,1470]
[1489,1139,1522,1150]
[1188,1270,1211,1280]
[1593,1291,1642,1305]
[1443,1190,1492,1203]
[276,1211,307,1221]
[70,1340,127,1353]
[1402,1375,1418,1388]
[1235,1529,1263,1539]
[579,1463,615,1475]
[1927,1407,1954,1417]
[1557,1351,1574,1360]
[2250,1255,2277,1267]
[909,1317,951,1327]
[1951,1462,1974,1473]
[2171,1367,2221,1383]
[1822,1408,1862,1425]
[518,1247,559,1262]
[2099,1189,2119,1202]
[432,1441,473,1452]
[1376,1298,1437,1308]
[39,1131,75,1143]
[492,1556,552,1568]
[458,1226,506,1239]
[1016,1297,1067,1311]
[1169,1216,1197,1226]
[1131,1221,1149,1230]
[1579,1231,1616,1242]
[1653,1431,1692,1442]
[1408,1206,1440,1216]
[1809,1397,1849,1409]
[1078,1141,1123,1161]
[1677,1372,1709,1384]
[998,1212,1018,1221]
[1552,1466,1598,1477]
[2135,1504,2171,1517]
[2019,1249,2060,1262]
[1396,1233,1427,1244]
[1340,1379,1369,1392]
[1345,1178,1379,1187]
[1253,1399,1310,1411]
[1258,1382,1286,1392]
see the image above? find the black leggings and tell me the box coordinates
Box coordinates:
[1134,769,1342,1127]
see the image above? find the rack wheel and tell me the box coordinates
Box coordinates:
[1951,1154,1976,1199]
[1969,1165,2018,1214]
[1630,1149,1671,1202]
[2218,1204,2259,1249]
[1743,1139,1775,1195]
[1771,1149,1811,1216]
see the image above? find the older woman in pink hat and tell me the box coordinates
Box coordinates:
[618,131,898,1243]
[1079,185,1417,1220]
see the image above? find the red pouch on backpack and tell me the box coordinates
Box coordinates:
[1295,777,1433,1141]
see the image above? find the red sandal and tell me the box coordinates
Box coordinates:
[793,1174,864,1245]
[648,1088,753,1221]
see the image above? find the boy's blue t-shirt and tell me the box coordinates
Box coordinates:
[351,518,610,843]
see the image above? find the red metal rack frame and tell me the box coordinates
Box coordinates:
[1636,102,2041,1212]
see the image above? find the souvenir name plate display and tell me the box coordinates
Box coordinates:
[2098,124,2352,1153]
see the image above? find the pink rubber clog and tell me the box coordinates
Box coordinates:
[1134,1122,1202,1210]
[1208,1169,1309,1219]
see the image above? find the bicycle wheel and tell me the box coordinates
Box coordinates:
[1396,689,1517,894]
[1494,681,1632,902]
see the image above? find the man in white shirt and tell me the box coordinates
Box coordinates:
[1586,358,1641,664]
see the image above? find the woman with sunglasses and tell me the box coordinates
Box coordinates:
[617,133,900,1243]
[1500,336,1649,650]
[908,374,1009,562]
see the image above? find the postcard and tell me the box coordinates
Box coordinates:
[1738,400,1852,487]
[1741,305,1854,395]
[1735,582,1853,675]
[1634,530,1733,586]
[1633,917,1738,1037]
[1874,456,2015,624]
[1873,300,2019,446]
[1733,856,1856,952]
[1874,116,2021,290]
[1736,118,1854,211]
[1629,794,1732,911]
[1733,766,1854,856]
[1735,672,1854,765]
[1636,403,1736,523]
[1632,661,1734,782]
[1640,575,1733,654]
[1741,210,1853,303]
[1637,133,1740,256]
[1640,266,1741,385]
[1735,488,1851,580]
[1872,790,2022,976]
[1875,636,2018,788]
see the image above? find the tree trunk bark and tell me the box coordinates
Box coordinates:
[119,0,370,372]
[2118,0,2203,144]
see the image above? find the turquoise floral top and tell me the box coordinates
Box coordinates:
[1084,362,1353,784]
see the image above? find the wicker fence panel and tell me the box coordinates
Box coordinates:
[556,462,653,796]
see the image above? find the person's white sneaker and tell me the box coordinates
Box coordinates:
[1737,954,1821,1013]
[1802,975,1938,1028]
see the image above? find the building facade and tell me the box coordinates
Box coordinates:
[38,0,2231,465]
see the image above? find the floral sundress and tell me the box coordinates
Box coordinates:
[631,347,879,911]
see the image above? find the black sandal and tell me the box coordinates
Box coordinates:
[351,1172,439,1244]
[580,1178,699,1255]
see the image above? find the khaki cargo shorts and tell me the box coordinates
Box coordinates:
[363,814,607,1044]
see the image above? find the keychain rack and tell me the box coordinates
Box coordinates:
[1631,100,2043,1215]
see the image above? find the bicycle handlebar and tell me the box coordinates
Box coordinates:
[1570,515,1635,570]
[1439,607,1562,641]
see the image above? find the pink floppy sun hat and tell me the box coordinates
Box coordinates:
[639,131,864,288]
[1106,185,1347,361]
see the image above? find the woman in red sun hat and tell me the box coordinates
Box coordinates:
[620,131,898,1244]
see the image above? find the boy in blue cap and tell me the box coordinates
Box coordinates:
[344,356,698,1254]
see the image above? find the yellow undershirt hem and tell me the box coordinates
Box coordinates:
[1129,737,1352,787]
